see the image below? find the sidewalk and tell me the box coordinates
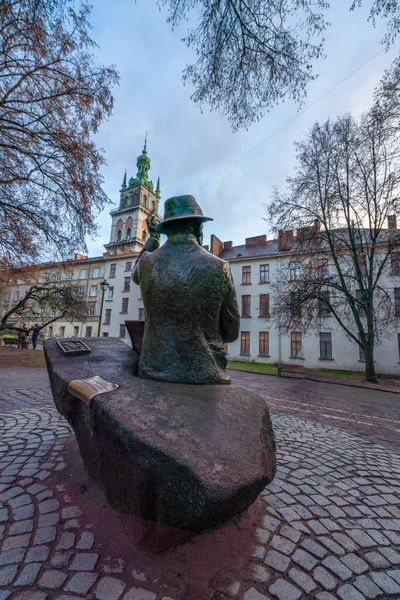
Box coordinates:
[0,384,400,599]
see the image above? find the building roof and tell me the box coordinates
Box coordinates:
[219,240,279,261]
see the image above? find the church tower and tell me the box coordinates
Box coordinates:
[104,138,161,254]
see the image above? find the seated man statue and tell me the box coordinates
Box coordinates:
[132,195,240,384]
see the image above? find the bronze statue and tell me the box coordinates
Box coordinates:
[132,195,240,384]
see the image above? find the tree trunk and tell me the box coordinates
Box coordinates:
[364,343,377,383]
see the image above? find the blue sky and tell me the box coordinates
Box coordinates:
[86,0,399,256]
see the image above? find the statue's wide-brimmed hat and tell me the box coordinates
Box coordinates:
[155,195,213,233]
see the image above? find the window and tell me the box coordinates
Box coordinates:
[123,277,131,292]
[13,291,19,301]
[359,344,365,361]
[86,326,92,337]
[318,261,329,279]
[119,324,126,339]
[73,326,79,337]
[121,298,129,313]
[104,309,111,325]
[56,272,61,281]
[4,292,10,301]
[90,285,97,297]
[107,286,114,300]
[50,308,56,317]
[241,295,251,317]
[88,303,96,316]
[117,230,122,241]
[93,268,100,278]
[125,262,132,272]
[48,326,53,337]
[290,292,301,319]
[291,332,302,357]
[356,290,366,317]
[142,230,147,241]
[110,264,116,278]
[259,294,270,318]
[126,228,132,239]
[289,262,301,281]
[259,332,269,356]
[66,271,73,280]
[78,286,85,297]
[260,265,269,283]
[319,292,331,317]
[59,326,65,337]
[103,332,109,337]
[138,308,145,321]
[240,331,250,355]
[242,266,251,284]
[24,289,29,296]
[80,269,87,279]
[391,255,400,275]
[320,332,332,359]
[44,273,50,282]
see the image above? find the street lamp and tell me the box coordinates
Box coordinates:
[98,278,110,337]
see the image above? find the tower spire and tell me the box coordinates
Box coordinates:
[121,169,127,190]
[143,130,148,154]
[155,176,161,199]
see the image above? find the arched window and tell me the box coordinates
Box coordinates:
[152,200,156,211]
[126,228,132,239]
[142,230,147,241]
[117,230,122,241]
[115,219,123,242]
[143,195,148,208]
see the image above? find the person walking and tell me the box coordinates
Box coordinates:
[31,323,40,350]
[18,324,28,349]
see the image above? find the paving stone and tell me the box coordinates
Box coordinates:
[300,538,327,558]
[388,569,400,585]
[56,532,75,551]
[379,546,400,564]
[15,562,42,586]
[264,549,290,572]
[8,494,32,508]
[13,504,34,520]
[318,536,345,556]
[95,576,126,600]
[64,519,80,529]
[38,499,60,514]
[54,596,81,600]
[255,528,271,545]
[280,525,301,543]
[253,545,265,559]
[340,553,369,574]
[64,572,99,594]
[9,519,34,535]
[337,584,365,600]
[268,578,301,600]
[26,545,50,563]
[0,564,18,586]
[61,506,82,520]
[288,567,316,593]
[123,588,158,600]
[331,533,358,552]
[0,509,7,523]
[39,512,60,527]
[369,571,400,594]
[34,526,57,545]
[69,552,99,571]
[39,569,68,589]
[0,591,11,600]
[364,550,390,568]
[2,532,31,550]
[270,535,296,556]
[315,593,336,600]
[0,548,25,565]
[291,549,317,571]
[250,565,270,583]
[50,552,73,568]
[347,529,376,548]
[313,566,337,591]
[14,592,48,600]
[261,515,280,532]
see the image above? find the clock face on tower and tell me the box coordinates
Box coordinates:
[104,141,161,254]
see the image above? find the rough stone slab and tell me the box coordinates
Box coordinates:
[64,572,98,594]
[268,579,302,600]
[39,569,68,589]
[264,549,290,572]
[123,588,157,600]
[45,338,276,533]
[69,553,99,571]
[242,589,270,600]
[0,564,18,586]
[15,563,41,586]
[94,576,126,600]
[337,584,367,600]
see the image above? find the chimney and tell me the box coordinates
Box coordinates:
[202,244,209,251]
[245,234,267,248]
[223,241,233,251]
[278,229,294,251]
[388,215,397,230]
[210,234,223,257]
[74,253,88,260]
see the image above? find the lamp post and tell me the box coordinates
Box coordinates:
[98,278,110,337]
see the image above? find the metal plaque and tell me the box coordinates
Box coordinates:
[68,375,119,404]
[57,340,91,356]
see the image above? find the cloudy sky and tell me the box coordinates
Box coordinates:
[85,0,399,257]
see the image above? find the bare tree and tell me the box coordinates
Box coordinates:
[268,108,400,382]
[0,269,89,334]
[0,0,119,269]
[159,0,399,129]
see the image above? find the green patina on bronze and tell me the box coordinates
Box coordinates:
[120,139,161,197]
[132,195,240,385]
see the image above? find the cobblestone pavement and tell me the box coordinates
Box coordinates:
[230,371,400,452]
[1,386,400,599]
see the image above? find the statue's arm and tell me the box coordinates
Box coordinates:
[132,214,160,285]
[220,264,240,343]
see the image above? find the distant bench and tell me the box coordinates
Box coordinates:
[278,363,312,378]
[3,338,19,347]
